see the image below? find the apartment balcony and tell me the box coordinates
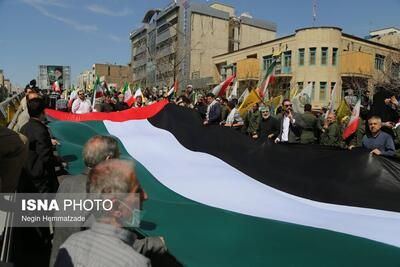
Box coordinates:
[236,58,260,81]
[132,58,147,68]
[133,45,147,56]
[275,66,292,77]
[156,27,177,44]
[133,71,147,81]
[156,45,176,59]
[340,51,373,77]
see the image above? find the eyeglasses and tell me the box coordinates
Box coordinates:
[284,104,292,107]
[261,111,269,114]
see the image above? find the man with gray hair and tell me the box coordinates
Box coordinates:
[362,116,395,156]
[50,135,120,266]
[55,160,152,266]
[51,136,166,266]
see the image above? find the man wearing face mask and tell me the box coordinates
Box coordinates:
[55,160,165,267]
[275,99,305,144]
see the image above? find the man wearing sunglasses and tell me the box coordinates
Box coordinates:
[275,99,305,144]
[71,90,92,114]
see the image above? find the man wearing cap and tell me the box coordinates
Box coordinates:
[320,113,341,147]
[242,103,261,137]
[184,84,196,105]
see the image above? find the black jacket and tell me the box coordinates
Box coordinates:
[19,118,59,193]
[99,102,115,112]
[258,116,280,139]
[114,101,129,111]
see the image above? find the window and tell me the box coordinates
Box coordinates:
[332,48,338,65]
[263,55,273,70]
[331,82,336,92]
[321,47,328,65]
[393,63,400,79]
[375,54,385,70]
[284,51,292,67]
[298,48,305,66]
[319,82,327,101]
[310,81,315,100]
[309,48,316,65]
[283,51,292,73]
[297,82,304,90]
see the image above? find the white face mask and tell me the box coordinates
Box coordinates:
[117,199,144,228]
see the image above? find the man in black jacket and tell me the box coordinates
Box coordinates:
[275,99,305,144]
[204,93,221,125]
[99,94,115,112]
[255,106,280,141]
[19,97,59,193]
[11,97,58,267]
[115,93,129,111]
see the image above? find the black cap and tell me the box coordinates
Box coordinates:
[29,79,37,87]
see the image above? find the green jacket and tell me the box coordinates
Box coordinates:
[300,112,318,144]
[242,111,261,135]
[320,122,341,147]
[346,119,365,147]
[220,105,229,122]
[317,114,325,131]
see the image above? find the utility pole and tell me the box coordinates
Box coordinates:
[313,0,317,27]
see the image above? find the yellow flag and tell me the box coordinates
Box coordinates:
[266,95,282,114]
[238,89,261,117]
[336,99,352,124]
[290,88,299,100]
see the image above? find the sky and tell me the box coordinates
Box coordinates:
[0,0,399,88]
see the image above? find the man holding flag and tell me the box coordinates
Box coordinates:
[91,76,103,111]
[342,100,366,149]
[122,81,133,104]
[211,75,236,98]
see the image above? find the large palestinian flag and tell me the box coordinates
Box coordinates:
[45,101,400,267]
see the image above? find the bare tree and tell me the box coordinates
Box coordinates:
[342,75,369,96]
[373,51,400,95]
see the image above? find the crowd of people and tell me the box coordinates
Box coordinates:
[1,77,399,266]
[174,85,400,159]
[12,79,400,159]
[3,80,174,266]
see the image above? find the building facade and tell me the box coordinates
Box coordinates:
[368,27,400,48]
[130,1,276,90]
[77,69,95,91]
[0,70,4,87]
[93,63,132,89]
[213,27,400,110]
